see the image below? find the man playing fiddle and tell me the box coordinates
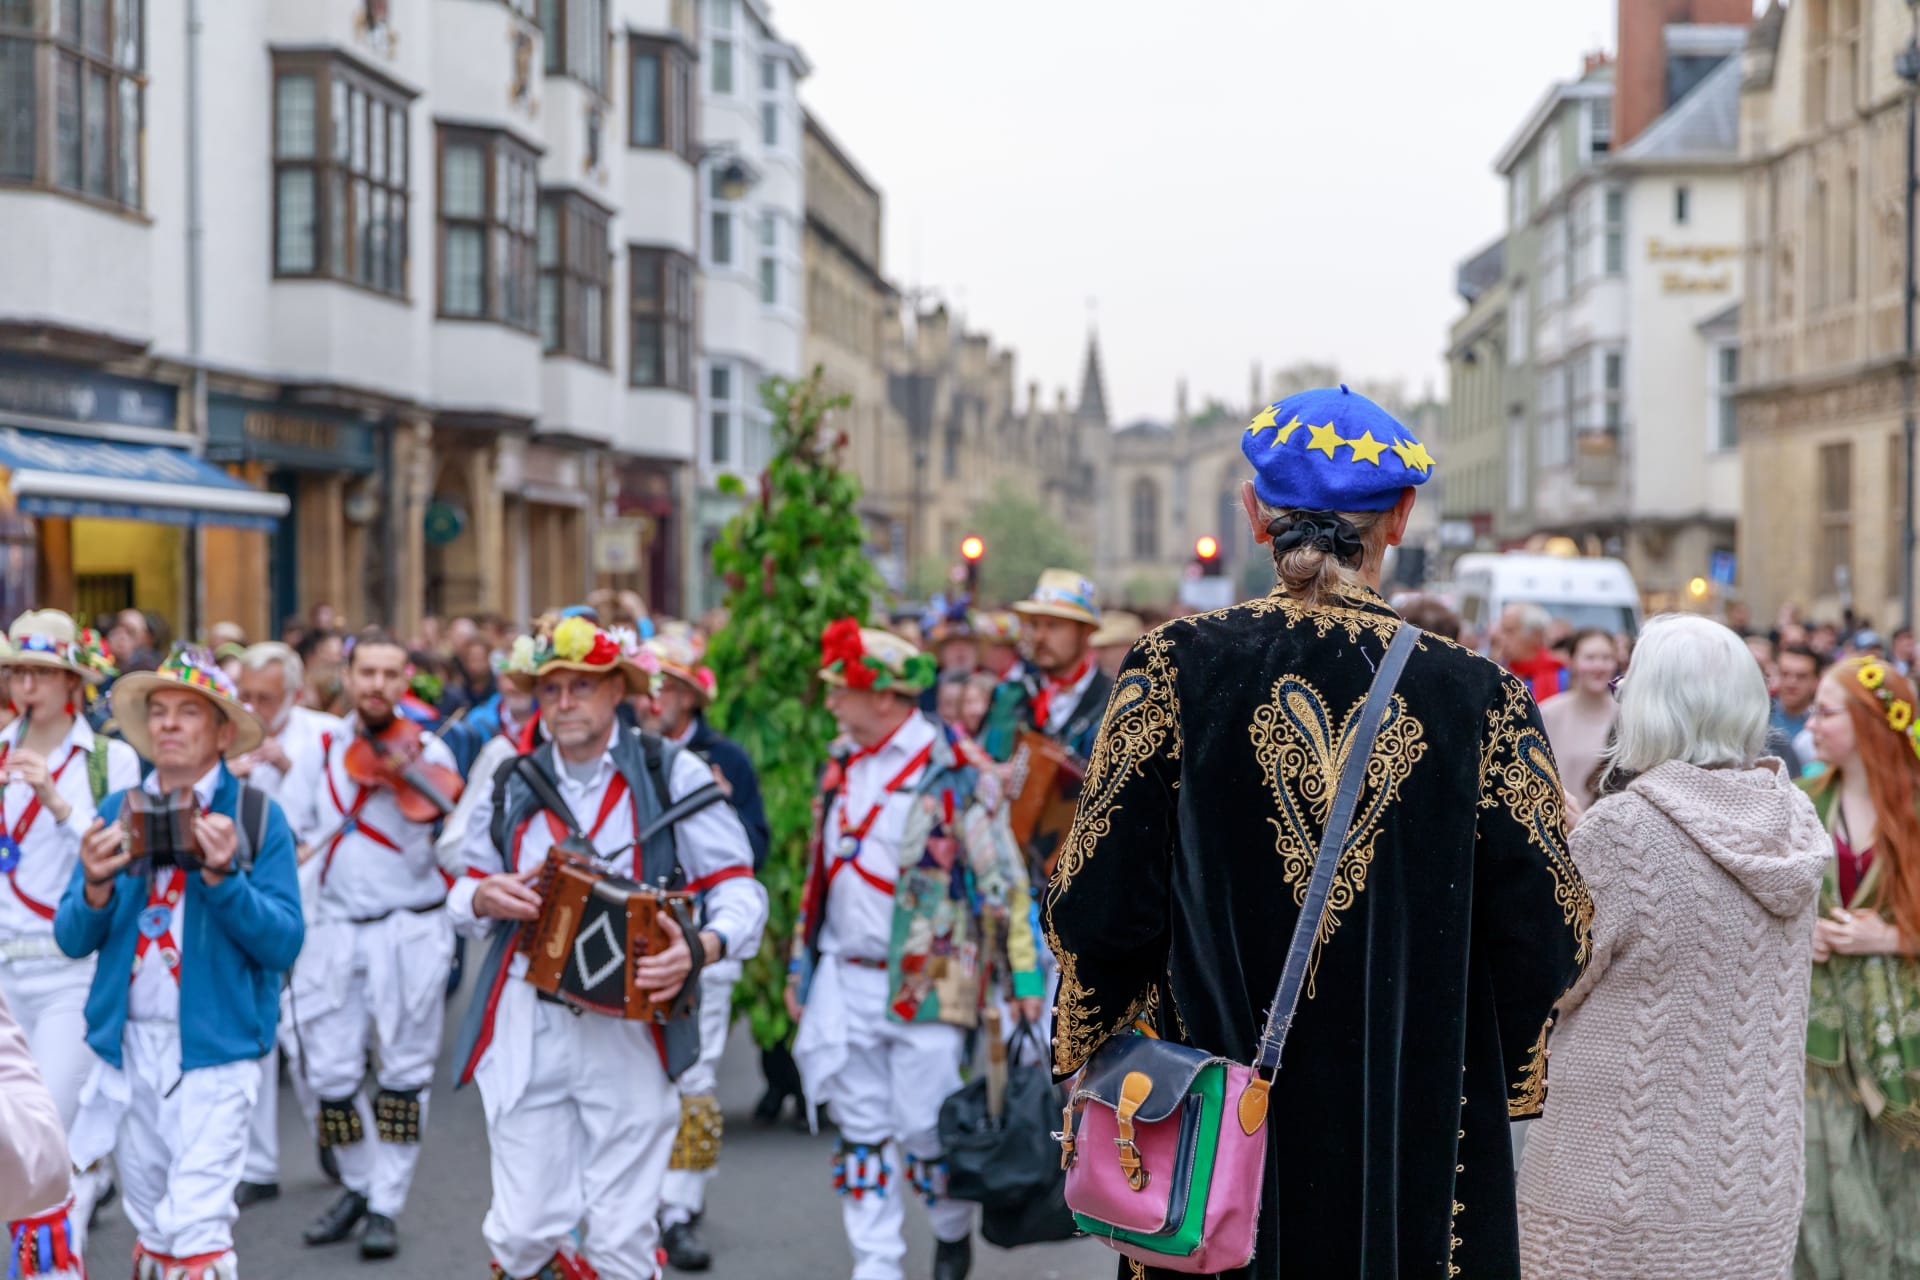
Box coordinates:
[294,629,464,1261]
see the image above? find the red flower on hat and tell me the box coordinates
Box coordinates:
[821,618,875,690]
[583,633,620,666]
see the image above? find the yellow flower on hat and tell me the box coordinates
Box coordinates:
[553,616,596,662]
[1891,699,1914,733]
[1860,662,1888,691]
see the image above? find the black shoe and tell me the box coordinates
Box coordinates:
[662,1220,712,1272]
[303,1190,368,1246]
[751,1087,789,1126]
[318,1140,341,1184]
[234,1180,280,1209]
[933,1235,972,1280]
[359,1212,399,1260]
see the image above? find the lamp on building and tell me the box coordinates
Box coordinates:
[1898,0,1920,629]
[699,145,757,201]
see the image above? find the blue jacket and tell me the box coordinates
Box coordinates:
[54,766,304,1071]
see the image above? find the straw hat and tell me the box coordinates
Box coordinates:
[2,610,112,684]
[111,646,265,760]
[646,623,717,706]
[1012,569,1103,628]
[1091,610,1146,650]
[819,619,936,693]
[502,615,659,697]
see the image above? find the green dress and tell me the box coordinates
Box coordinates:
[1797,786,1920,1280]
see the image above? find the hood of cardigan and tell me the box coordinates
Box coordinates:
[1629,757,1829,919]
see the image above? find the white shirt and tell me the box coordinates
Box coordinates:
[818,712,937,961]
[243,705,341,845]
[447,724,766,965]
[311,719,461,922]
[0,717,141,942]
[1044,662,1100,736]
[126,764,221,1024]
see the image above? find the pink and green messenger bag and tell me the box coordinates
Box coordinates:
[1057,623,1417,1273]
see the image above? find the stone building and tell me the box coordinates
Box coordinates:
[1443,237,1512,568]
[1737,0,1915,625]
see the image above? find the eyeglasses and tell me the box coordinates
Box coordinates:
[1608,674,1626,703]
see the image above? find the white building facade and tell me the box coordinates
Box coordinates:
[690,0,805,615]
[0,0,724,636]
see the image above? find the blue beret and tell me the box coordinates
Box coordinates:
[1240,385,1434,513]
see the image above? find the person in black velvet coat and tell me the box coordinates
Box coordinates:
[1046,386,1589,1280]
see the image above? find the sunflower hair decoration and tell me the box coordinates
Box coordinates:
[1853,660,1920,761]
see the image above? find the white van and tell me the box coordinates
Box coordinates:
[1453,553,1643,648]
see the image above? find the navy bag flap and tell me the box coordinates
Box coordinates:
[1070,1035,1226,1124]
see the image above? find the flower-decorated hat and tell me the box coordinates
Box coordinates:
[503,614,660,697]
[1846,657,1920,761]
[972,611,1022,648]
[819,619,937,694]
[1,610,116,685]
[1241,384,1434,514]
[111,645,265,759]
[1012,569,1102,629]
[646,622,717,706]
[920,593,974,645]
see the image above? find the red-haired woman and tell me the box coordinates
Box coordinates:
[1798,656,1920,1278]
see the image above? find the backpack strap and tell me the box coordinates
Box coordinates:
[641,732,674,812]
[233,783,269,873]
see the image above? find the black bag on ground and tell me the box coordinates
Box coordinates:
[981,1175,1076,1249]
[938,1021,1071,1211]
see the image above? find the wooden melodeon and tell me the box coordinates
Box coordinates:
[1006,729,1087,883]
[518,848,700,1023]
[122,787,201,872]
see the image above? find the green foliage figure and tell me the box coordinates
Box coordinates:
[707,370,882,1049]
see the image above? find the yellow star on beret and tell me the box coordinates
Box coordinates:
[1347,431,1387,466]
[1306,420,1345,459]
[1391,438,1435,474]
[1277,414,1303,443]
[1246,405,1278,435]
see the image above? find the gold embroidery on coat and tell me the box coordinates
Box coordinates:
[1509,1016,1552,1117]
[1250,673,1427,994]
[1479,677,1592,962]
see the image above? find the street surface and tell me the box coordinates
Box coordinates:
[85,962,1112,1279]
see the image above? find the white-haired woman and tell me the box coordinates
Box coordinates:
[1517,614,1830,1280]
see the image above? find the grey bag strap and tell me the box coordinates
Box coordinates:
[1255,622,1418,1077]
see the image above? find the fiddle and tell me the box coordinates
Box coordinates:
[344,715,465,824]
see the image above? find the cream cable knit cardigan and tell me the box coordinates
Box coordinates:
[1516,758,1828,1280]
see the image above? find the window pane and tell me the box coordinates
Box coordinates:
[668,54,688,153]
[353,176,372,281]
[492,226,509,318]
[760,256,775,304]
[0,2,27,28]
[117,74,137,204]
[707,0,731,31]
[540,0,560,71]
[710,210,731,264]
[113,0,138,68]
[56,0,77,41]
[710,365,730,400]
[710,411,729,463]
[0,39,36,181]
[443,143,483,218]
[631,49,660,145]
[444,225,484,314]
[711,39,731,94]
[275,75,315,159]
[368,100,386,183]
[630,251,658,306]
[81,0,104,56]
[389,107,406,185]
[328,170,346,273]
[331,78,348,159]
[584,283,603,361]
[539,275,559,350]
[276,168,316,271]
[631,317,660,383]
[389,194,406,291]
[537,202,558,268]
[761,101,776,147]
[54,55,77,187]
[759,211,776,247]
[665,320,683,389]
[82,65,107,195]
[349,88,366,173]
[1718,346,1738,384]
[760,56,776,91]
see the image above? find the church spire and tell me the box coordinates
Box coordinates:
[1076,328,1109,426]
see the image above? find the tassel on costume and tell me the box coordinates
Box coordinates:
[7,1200,83,1279]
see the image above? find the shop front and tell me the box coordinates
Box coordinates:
[206,395,381,639]
[607,456,683,618]
[509,441,593,620]
[0,356,288,634]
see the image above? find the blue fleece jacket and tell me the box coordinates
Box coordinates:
[54,766,304,1070]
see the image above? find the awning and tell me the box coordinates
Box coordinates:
[0,426,290,532]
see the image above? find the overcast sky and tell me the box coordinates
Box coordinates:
[778,0,1644,425]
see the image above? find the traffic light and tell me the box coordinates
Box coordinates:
[1195,535,1224,577]
[960,535,985,592]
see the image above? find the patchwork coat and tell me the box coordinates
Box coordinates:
[1046,583,1590,1279]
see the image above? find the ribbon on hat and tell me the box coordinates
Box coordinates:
[1268,511,1365,567]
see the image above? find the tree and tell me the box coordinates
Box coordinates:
[706,370,882,1049]
[966,484,1089,607]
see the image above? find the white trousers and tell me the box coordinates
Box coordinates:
[478,983,677,1280]
[659,958,739,1229]
[240,1045,278,1185]
[0,953,103,1232]
[72,1021,258,1265]
[288,910,452,1216]
[803,959,972,1280]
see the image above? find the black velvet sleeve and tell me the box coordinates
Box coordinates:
[1473,674,1593,1118]
[1044,630,1182,1080]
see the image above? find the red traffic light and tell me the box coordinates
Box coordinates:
[960,536,986,562]
[1195,535,1220,561]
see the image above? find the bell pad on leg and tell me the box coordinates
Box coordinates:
[374,1088,424,1144]
[7,1199,82,1278]
[318,1096,365,1148]
[906,1154,949,1207]
[668,1093,724,1171]
[133,1244,239,1280]
[488,1251,600,1280]
[829,1139,892,1201]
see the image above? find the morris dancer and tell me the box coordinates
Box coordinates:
[449,617,765,1280]
[229,641,342,1207]
[1,611,136,1279]
[641,625,769,1273]
[788,622,1043,1280]
[57,648,303,1280]
[296,630,463,1261]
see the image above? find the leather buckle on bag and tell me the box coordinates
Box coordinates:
[1115,1071,1152,1193]
[1054,1102,1077,1170]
